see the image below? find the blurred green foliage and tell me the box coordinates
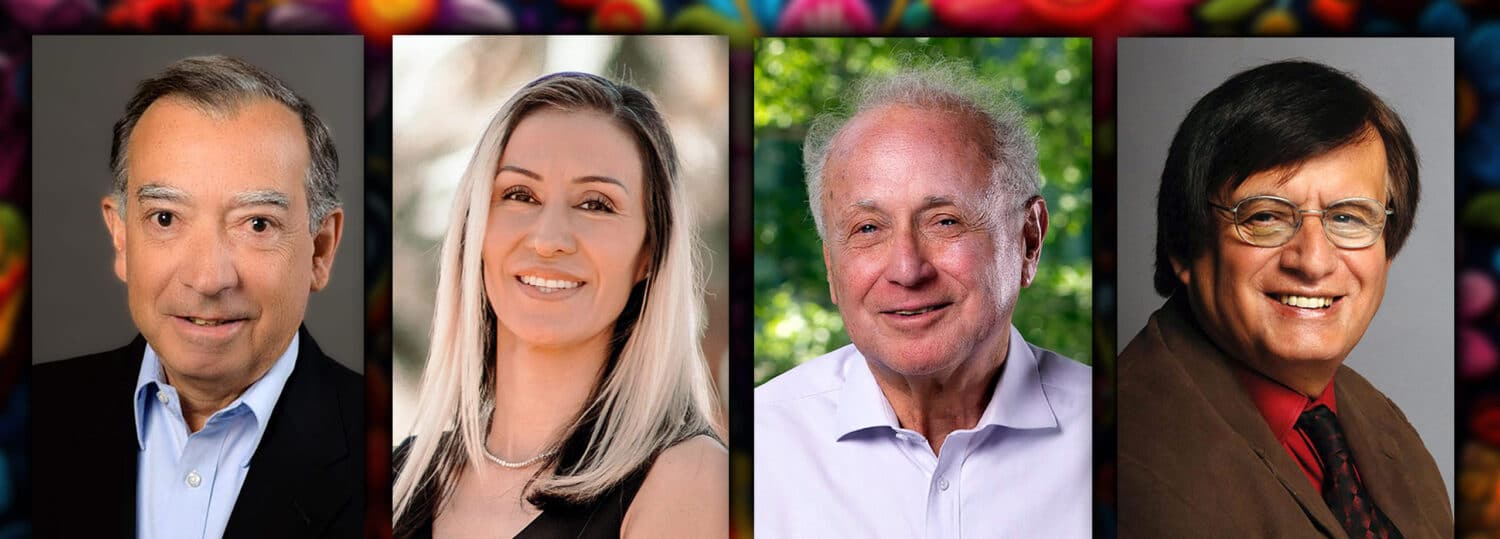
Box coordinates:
[753,38,1093,385]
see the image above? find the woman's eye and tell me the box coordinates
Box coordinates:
[856,223,879,234]
[579,198,615,213]
[503,190,536,203]
[937,217,959,227]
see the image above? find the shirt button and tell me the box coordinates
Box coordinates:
[186,471,202,488]
[156,390,169,405]
[938,477,950,491]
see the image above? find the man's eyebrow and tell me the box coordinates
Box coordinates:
[836,199,885,222]
[917,195,959,212]
[232,189,291,209]
[499,165,629,193]
[137,184,189,204]
[847,196,958,213]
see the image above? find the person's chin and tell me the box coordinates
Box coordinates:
[156,348,247,381]
[867,342,966,378]
[508,324,592,349]
[1260,338,1348,365]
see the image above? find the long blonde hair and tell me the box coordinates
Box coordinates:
[393,72,719,528]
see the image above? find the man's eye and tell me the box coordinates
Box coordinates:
[151,211,175,228]
[249,217,272,233]
[856,223,879,234]
[937,218,959,226]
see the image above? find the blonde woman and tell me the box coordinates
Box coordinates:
[393,72,726,538]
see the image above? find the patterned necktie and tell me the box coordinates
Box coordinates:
[1295,405,1403,539]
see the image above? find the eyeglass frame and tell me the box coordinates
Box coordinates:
[1208,194,1395,249]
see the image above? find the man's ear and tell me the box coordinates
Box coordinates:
[101,195,128,283]
[823,244,839,305]
[1170,255,1191,287]
[1019,196,1049,288]
[310,208,344,292]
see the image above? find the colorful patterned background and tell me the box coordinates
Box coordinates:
[0,0,1496,537]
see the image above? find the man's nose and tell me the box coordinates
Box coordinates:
[882,228,936,288]
[529,203,577,257]
[180,227,239,296]
[1278,215,1338,281]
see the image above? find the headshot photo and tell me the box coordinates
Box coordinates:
[753,38,1093,537]
[1116,38,1455,537]
[388,36,729,538]
[30,36,366,537]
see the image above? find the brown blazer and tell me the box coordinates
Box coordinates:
[1118,295,1451,538]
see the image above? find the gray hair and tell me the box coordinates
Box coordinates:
[109,55,340,233]
[802,62,1040,240]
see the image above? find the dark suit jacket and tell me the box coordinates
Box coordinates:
[33,327,364,538]
[1119,295,1451,538]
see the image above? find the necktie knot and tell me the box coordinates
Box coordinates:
[1296,405,1350,462]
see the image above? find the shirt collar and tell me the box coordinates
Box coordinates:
[834,344,903,439]
[1235,365,1338,445]
[834,325,1060,440]
[133,333,301,450]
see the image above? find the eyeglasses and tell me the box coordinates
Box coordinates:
[1210,195,1393,249]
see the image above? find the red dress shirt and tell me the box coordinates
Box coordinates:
[1235,368,1342,495]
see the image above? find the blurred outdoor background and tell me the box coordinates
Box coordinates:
[753,37,1093,385]
[390,35,730,442]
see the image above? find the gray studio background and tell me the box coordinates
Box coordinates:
[1117,38,1454,500]
[389,36,729,441]
[32,35,364,372]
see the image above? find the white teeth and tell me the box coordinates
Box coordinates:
[893,306,938,316]
[1277,295,1333,309]
[519,275,583,292]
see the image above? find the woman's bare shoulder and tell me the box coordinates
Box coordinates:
[621,434,728,537]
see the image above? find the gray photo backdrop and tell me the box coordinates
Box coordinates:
[1116,37,1455,502]
[32,35,365,372]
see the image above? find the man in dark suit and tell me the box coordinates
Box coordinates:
[1119,60,1451,537]
[32,55,363,538]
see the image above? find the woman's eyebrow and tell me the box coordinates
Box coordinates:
[499,165,629,194]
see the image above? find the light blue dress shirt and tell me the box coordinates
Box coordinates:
[754,326,1092,538]
[134,334,299,539]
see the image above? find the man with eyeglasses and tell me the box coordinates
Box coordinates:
[1118,59,1450,537]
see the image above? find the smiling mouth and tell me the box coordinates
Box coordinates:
[179,316,244,327]
[1272,294,1340,309]
[883,303,953,316]
[517,275,585,294]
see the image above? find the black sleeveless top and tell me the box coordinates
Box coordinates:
[392,436,654,539]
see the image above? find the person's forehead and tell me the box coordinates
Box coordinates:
[127,97,309,199]
[834,104,987,152]
[1225,136,1389,201]
[824,105,993,203]
[501,108,644,186]
[135,95,304,135]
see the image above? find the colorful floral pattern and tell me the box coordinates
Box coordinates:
[0,0,1497,537]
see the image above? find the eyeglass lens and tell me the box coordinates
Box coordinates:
[1232,197,1387,248]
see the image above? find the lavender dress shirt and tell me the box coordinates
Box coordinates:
[754,326,1092,538]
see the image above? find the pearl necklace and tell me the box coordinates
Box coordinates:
[482,445,558,469]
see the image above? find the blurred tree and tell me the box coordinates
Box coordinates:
[754,37,1093,385]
